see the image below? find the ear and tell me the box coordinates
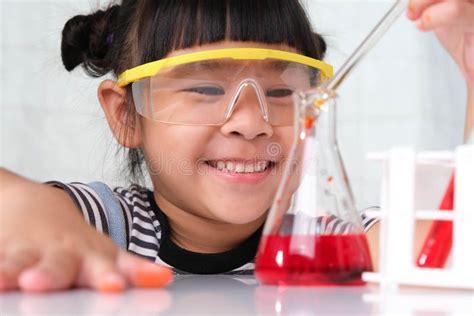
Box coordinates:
[98,80,142,148]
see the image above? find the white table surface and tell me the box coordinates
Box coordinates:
[1,275,473,315]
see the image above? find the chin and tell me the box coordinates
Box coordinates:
[210,202,269,225]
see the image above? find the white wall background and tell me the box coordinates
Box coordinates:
[0,0,467,209]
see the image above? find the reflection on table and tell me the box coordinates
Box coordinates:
[1,275,472,315]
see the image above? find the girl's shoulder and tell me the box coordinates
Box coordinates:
[46,180,155,213]
[110,182,153,204]
[46,180,157,226]
[47,180,162,260]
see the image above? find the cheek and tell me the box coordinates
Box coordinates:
[268,127,295,185]
[140,122,210,177]
[274,126,295,159]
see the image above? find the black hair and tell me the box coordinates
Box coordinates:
[61,0,327,183]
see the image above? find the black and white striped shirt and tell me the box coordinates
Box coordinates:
[47,181,378,275]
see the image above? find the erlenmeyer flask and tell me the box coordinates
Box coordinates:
[255,88,373,286]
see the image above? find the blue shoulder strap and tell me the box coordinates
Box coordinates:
[88,181,127,249]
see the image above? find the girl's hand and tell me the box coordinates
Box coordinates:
[0,169,172,292]
[407,0,474,85]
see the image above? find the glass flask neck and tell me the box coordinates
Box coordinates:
[295,88,337,144]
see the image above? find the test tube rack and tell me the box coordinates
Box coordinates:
[362,145,474,290]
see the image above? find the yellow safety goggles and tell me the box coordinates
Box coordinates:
[117,48,333,126]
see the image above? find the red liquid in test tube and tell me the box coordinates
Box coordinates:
[416,174,455,268]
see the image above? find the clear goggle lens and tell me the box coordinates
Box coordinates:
[131,58,322,126]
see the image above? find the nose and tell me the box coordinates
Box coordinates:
[220,81,273,140]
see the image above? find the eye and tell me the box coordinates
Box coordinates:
[184,86,225,96]
[267,88,294,98]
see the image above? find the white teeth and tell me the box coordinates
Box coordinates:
[245,164,255,173]
[217,161,226,170]
[210,160,271,173]
[226,161,235,171]
[235,163,245,173]
[255,161,267,172]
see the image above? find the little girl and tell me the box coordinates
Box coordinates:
[1,0,473,292]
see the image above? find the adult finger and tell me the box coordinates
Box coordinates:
[416,1,474,31]
[407,0,439,20]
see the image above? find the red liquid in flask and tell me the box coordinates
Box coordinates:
[255,234,373,286]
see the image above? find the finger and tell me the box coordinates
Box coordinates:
[79,253,126,293]
[407,0,438,20]
[18,248,80,292]
[0,247,40,291]
[117,251,173,288]
[416,1,474,31]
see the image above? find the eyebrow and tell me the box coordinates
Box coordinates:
[262,60,292,71]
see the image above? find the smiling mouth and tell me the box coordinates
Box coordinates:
[205,160,276,174]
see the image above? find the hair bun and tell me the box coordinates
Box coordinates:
[61,6,119,76]
[61,15,92,71]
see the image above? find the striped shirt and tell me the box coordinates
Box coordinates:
[47,181,378,275]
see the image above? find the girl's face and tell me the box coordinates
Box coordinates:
[140,41,296,225]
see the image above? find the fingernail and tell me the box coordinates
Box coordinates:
[132,265,172,288]
[97,273,126,293]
